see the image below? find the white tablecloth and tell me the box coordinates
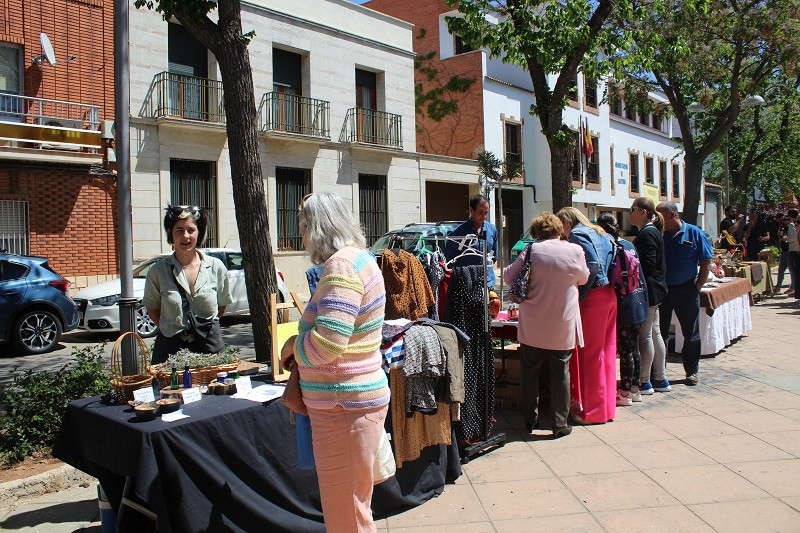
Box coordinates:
[673,293,752,355]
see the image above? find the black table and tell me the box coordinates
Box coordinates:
[53,395,461,532]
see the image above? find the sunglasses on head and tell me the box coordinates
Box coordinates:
[167,205,201,220]
[630,206,643,213]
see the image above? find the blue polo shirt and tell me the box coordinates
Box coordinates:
[663,221,713,286]
[444,218,499,287]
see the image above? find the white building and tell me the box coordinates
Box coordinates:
[128,0,478,290]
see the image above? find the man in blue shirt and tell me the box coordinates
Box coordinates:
[656,201,712,385]
[444,194,499,288]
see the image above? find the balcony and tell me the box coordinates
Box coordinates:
[341,108,402,149]
[144,71,225,124]
[259,92,330,139]
[0,94,101,149]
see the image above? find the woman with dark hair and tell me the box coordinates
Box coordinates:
[597,213,648,406]
[630,197,670,396]
[143,205,232,364]
[280,192,389,532]
[556,207,617,424]
[504,212,588,438]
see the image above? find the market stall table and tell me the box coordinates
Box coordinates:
[52,393,461,533]
[673,277,752,356]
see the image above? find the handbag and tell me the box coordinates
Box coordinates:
[172,265,225,354]
[281,363,308,416]
[373,429,396,484]
[508,243,534,304]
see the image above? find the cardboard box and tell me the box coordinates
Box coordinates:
[494,357,520,381]
[494,380,521,409]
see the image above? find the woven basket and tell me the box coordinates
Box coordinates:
[110,331,154,402]
[148,360,240,388]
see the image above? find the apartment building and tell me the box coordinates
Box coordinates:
[0,0,117,288]
[367,0,699,259]
[128,0,479,289]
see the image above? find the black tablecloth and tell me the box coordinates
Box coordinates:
[52,395,461,532]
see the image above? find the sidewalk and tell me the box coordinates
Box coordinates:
[2,293,799,532]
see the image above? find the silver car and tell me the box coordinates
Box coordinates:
[72,248,289,337]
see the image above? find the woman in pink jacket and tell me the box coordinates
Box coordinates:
[503,212,589,438]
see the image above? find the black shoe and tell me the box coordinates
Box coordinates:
[552,426,572,439]
[524,419,540,433]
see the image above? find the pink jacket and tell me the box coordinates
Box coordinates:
[503,239,589,350]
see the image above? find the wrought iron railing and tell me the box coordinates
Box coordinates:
[259,92,329,138]
[341,107,402,148]
[145,71,225,123]
[0,93,99,130]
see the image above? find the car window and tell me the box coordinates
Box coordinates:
[1,260,29,281]
[227,253,244,270]
[133,258,162,278]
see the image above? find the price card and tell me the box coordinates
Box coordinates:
[181,387,202,404]
[235,375,252,393]
[133,387,155,404]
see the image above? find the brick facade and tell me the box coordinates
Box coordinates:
[365,0,485,159]
[0,0,117,283]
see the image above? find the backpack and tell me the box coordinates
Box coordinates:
[609,241,642,297]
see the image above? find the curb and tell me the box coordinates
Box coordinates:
[0,464,94,511]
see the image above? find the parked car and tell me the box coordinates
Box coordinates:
[72,248,290,338]
[0,254,79,354]
[369,222,461,256]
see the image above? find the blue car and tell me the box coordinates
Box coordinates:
[0,254,78,354]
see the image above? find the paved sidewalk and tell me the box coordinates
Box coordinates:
[2,293,799,532]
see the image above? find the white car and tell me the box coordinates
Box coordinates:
[72,248,289,337]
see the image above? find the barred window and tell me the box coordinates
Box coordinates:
[276,167,311,251]
[0,199,29,254]
[359,174,387,246]
[629,153,640,193]
[659,160,668,197]
[672,163,681,198]
[586,136,600,185]
[645,156,654,185]
[170,159,217,247]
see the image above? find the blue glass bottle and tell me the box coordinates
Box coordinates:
[182,360,192,389]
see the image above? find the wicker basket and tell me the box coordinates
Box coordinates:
[110,331,154,402]
[148,360,240,388]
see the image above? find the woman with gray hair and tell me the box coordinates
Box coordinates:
[280,192,389,532]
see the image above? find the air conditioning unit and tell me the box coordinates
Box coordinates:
[37,118,83,150]
[100,119,114,139]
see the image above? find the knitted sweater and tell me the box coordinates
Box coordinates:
[295,246,390,410]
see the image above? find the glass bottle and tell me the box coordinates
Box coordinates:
[170,361,179,390]
[182,360,192,389]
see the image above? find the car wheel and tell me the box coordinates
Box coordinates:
[135,303,159,338]
[13,309,63,355]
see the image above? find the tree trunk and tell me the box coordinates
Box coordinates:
[216,36,277,362]
[682,152,703,225]
[549,137,575,212]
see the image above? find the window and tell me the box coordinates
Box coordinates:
[504,122,522,166]
[645,156,654,185]
[652,114,662,131]
[584,77,598,108]
[672,163,680,198]
[226,252,244,271]
[0,261,28,281]
[168,23,210,120]
[0,44,22,120]
[0,199,29,254]
[169,159,217,247]
[272,48,303,133]
[454,35,474,55]
[359,174,388,246]
[586,136,599,185]
[276,167,311,251]
[572,131,580,182]
[567,74,578,101]
[609,146,615,194]
[659,160,668,197]
[639,109,650,127]
[610,96,622,116]
[624,103,635,121]
[629,153,640,193]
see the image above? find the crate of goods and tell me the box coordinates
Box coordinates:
[494,357,520,382]
[494,380,521,409]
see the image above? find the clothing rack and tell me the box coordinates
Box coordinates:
[430,234,506,462]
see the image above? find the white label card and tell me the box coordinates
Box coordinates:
[181,387,202,404]
[235,375,252,393]
[133,387,155,403]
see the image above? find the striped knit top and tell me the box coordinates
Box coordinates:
[294,246,389,410]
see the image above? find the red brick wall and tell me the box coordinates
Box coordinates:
[0,0,115,120]
[0,163,119,277]
[365,0,485,159]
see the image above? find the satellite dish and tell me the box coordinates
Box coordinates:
[40,33,56,65]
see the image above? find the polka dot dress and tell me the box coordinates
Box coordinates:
[445,265,494,441]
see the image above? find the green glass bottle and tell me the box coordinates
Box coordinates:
[170,361,179,390]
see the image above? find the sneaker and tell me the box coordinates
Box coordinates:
[787,289,796,295]
[630,389,643,402]
[639,381,655,395]
[686,374,699,386]
[652,379,672,392]
[616,391,633,406]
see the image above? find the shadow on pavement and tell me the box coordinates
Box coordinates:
[0,499,97,530]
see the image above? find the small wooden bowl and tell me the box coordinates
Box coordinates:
[134,402,158,421]
[155,397,181,414]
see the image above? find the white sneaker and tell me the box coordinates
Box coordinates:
[630,389,642,402]
[616,391,633,406]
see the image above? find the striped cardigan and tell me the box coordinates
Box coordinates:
[295,246,389,410]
